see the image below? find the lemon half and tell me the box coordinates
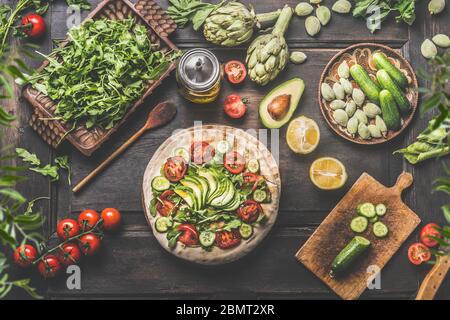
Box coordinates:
[309,157,348,190]
[286,116,320,154]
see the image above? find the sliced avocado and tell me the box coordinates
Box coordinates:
[180,178,203,209]
[259,78,305,129]
[198,170,218,199]
[174,188,195,209]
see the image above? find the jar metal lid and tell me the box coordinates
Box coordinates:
[177,48,220,91]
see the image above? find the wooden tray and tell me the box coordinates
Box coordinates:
[23,0,178,156]
[318,43,418,145]
[295,172,421,300]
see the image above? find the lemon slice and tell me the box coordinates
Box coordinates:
[309,157,348,190]
[286,116,320,154]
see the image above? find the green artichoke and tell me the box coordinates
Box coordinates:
[203,2,280,47]
[246,6,293,86]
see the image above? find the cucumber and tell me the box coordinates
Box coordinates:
[239,223,253,239]
[151,176,170,191]
[357,202,376,218]
[216,140,231,154]
[349,64,381,103]
[373,221,389,238]
[375,203,387,216]
[372,52,408,89]
[155,217,172,233]
[330,236,371,277]
[173,147,190,163]
[369,216,379,223]
[379,90,401,130]
[350,216,368,233]
[199,231,215,247]
[376,69,410,115]
[247,159,260,173]
[253,189,267,203]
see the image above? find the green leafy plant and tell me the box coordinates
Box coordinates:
[167,0,224,30]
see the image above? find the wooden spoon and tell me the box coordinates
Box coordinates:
[72,101,177,193]
[416,249,450,300]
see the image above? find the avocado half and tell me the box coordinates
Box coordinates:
[259,78,305,129]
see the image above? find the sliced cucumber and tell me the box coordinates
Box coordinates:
[239,223,253,239]
[253,189,267,203]
[173,147,190,163]
[199,231,215,247]
[247,159,260,173]
[155,217,172,233]
[330,236,371,277]
[369,216,379,223]
[151,176,170,191]
[375,203,387,216]
[216,140,231,154]
[373,221,389,238]
[357,202,376,218]
[350,216,368,233]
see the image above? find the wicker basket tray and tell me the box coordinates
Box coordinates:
[24,0,178,156]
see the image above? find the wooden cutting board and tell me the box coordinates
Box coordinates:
[295,172,421,300]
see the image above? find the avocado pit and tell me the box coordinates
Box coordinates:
[268,94,291,120]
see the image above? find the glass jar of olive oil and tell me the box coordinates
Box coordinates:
[176,49,222,104]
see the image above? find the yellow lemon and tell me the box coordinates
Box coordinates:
[286,116,320,154]
[309,157,348,190]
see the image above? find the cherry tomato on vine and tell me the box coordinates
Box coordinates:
[420,223,442,248]
[101,208,122,232]
[177,224,199,246]
[57,218,80,241]
[58,243,82,266]
[408,243,431,265]
[224,60,247,84]
[79,233,101,256]
[37,255,61,278]
[21,13,46,38]
[224,94,247,119]
[78,209,100,231]
[13,244,37,268]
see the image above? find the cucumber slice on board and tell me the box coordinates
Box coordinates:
[373,221,389,238]
[375,203,387,216]
[350,216,368,233]
[199,231,215,247]
[357,202,376,218]
[151,176,170,191]
[247,159,260,173]
[239,223,253,239]
[330,236,371,277]
[369,216,379,223]
[155,217,172,233]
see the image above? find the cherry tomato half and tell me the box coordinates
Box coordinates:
[38,255,61,278]
[57,218,80,241]
[177,224,199,246]
[58,243,82,266]
[215,230,241,249]
[79,234,101,256]
[223,151,246,174]
[408,242,431,265]
[242,172,263,191]
[190,141,215,165]
[237,200,262,223]
[224,94,247,119]
[13,244,37,268]
[163,156,187,182]
[101,208,122,232]
[420,223,442,248]
[156,199,177,217]
[21,13,46,38]
[224,60,247,84]
[78,209,100,231]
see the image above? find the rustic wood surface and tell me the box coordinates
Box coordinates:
[296,172,421,300]
[2,0,449,299]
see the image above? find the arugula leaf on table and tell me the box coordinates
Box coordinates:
[15,148,40,166]
[54,155,71,184]
[30,164,59,181]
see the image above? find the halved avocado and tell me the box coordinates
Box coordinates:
[259,78,305,129]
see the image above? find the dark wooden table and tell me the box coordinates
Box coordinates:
[3,0,449,299]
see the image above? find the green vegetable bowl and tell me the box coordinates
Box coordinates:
[318,43,418,145]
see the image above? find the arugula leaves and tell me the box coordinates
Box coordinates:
[29,19,179,130]
[167,0,224,30]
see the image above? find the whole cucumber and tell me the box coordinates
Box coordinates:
[330,236,371,277]
[376,70,410,115]
[349,64,380,103]
[379,90,401,131]
[372,52,409,89]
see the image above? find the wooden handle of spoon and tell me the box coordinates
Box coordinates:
[416,255,450,300]
[72,126,147,193]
